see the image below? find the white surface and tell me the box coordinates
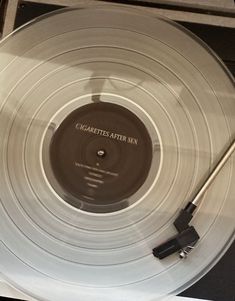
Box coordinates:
[1,0,19,37]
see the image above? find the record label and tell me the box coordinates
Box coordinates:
[49,102,153,213]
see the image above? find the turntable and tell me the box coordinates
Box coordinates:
[0,1,234,301]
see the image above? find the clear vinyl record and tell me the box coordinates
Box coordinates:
[0,3,234,301]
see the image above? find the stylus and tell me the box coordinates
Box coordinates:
[153,138,235,259]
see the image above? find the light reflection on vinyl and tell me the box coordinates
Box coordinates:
[0,3,234,301]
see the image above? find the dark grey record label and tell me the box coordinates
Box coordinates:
[49,102,153,213]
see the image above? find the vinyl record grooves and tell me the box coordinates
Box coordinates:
[0,4,234,301]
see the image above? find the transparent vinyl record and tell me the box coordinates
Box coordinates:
[0,3,234,301]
